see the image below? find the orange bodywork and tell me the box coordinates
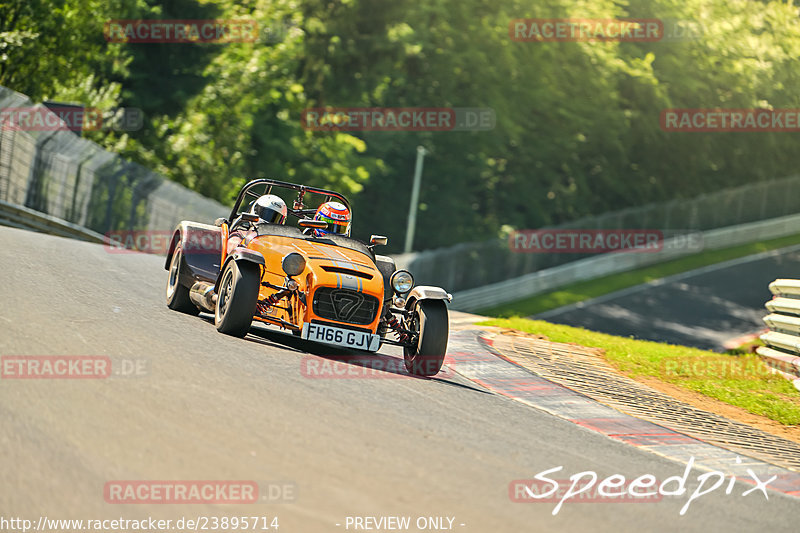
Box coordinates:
[244,235,384,333]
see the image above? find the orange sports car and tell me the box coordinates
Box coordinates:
[164,179,452,376]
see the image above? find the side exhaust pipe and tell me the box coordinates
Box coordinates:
[189,282,217,312]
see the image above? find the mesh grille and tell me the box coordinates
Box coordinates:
[312,287,379,325]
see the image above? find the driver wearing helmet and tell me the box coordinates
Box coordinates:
[248,194,288,225]
[312,201,351,237]
[228,194,288,249]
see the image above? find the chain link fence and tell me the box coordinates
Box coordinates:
[0,86,227,241]
[409,175,800,292]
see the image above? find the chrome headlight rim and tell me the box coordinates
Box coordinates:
[282,252,306,277]
[390,269,414,294]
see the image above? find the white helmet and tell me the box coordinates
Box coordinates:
[249,194,287,224]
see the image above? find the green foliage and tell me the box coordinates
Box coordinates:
[7,0,800,250]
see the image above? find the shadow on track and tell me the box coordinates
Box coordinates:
[197,313,488,394]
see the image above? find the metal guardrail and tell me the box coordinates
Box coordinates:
[451,213,800,312]
[0,85,228,243]
[0,198,109,244]
[757,279,800,387]
[408,174,800,293]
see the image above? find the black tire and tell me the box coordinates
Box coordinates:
[215,260,261,337]
[404,299,449,376]
[166,245,200,315]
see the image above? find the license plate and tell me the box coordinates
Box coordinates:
[301,323,381,351]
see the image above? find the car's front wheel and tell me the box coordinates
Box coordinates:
[166,245,200,315]
[403,299,449,376]
[214,260,261,337]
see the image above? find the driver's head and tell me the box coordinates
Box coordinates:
[313,201,351,236]
[249,194,287,224]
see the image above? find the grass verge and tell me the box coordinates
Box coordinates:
[478,317,800,425]
[479,233,800,317]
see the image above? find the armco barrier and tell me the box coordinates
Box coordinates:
[408,175,800,293]
[0,85,227,241]
[0,199,108,243]
[758,280,800,389]
[451,213,800,312]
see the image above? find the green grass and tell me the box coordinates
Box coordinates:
[479,317,800,425]
[480,233,800,317]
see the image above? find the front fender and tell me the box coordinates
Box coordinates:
[215,249,265,291]
[406,285,453,309]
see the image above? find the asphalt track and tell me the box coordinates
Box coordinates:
[534,245,800,351]
[2,225,800,532]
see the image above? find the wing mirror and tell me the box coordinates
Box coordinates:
[298,219,328,230]
[214,217,228,227]
[370,235,388,246]
[241,213,259,223]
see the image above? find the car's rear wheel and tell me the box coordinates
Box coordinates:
[166,245,200,315]
[403,299,449,376]
[215,260,261,337]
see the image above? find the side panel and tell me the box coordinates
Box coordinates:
[165,221,223,286]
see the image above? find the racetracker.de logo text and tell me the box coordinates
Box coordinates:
[509,229,664,253]
[0,356,148,379]
[301,107,495,132]
[661,108,800,132]
[104,20,259,43]
[105,230,221,255]
[104,481,258,504]
[0,107,102,132]
[300,356,455,379]
[509,18,663,42]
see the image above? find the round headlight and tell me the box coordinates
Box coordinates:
[390,270,414,294]
[282,253,306,277]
